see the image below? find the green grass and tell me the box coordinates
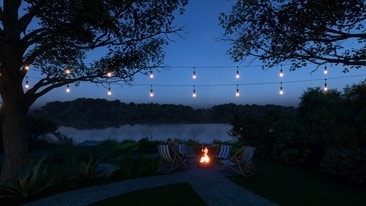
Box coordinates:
[90,182,207,206]
[228,158,366,206]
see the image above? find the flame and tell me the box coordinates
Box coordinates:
[200,147,210,163]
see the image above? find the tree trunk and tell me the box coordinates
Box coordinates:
[0,104,29,182]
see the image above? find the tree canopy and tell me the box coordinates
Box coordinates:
[0,0,188,181]
[220,0,366,71]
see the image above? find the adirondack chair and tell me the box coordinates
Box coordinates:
[220,146,256,176]
[157,144,190,174]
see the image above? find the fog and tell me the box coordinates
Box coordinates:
[58,123,233,144]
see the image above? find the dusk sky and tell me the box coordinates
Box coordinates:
[32,0,366,108]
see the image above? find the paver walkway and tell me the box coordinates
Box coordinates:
[26,162,277,206]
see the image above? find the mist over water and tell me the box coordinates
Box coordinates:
[58,123,233,144]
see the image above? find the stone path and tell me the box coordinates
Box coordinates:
[26,162,277,206]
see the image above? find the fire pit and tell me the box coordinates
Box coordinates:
[199,147,211,167]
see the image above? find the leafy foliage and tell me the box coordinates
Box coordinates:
[73,154,105,180]
[0,155,53,199]
[114,140,139,152]
[321,147,366,184]
[220,0,366,70]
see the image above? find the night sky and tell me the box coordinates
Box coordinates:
[32,0,366,108]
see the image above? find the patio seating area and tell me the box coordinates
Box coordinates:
[26,146,275,206]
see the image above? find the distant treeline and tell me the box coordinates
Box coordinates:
[34,98,296,128]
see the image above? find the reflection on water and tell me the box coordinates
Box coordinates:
[58,123,233,144]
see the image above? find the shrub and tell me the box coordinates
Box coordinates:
[114,140,139,152]
[137,138,161,153]
[320,147,366,184]
[272,132,313,165]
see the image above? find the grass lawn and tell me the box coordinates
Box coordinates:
[228,158,366,206]
[90,182,207,206]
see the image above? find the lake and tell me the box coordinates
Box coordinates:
[57,123,233,144]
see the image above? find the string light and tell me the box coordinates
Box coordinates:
[279,65,284,77]
[323,66,328,75]
[235,66,240,79]
[279,82,284,95]
[24,65,29,70]
[192,67,197,79]
[65,68,71,75]
[235,84,240,97]
[25,76,29,89]
[66,84,70,93]
[192,85,197,98]
[323,79,328,92]
[149,70,154,79]
[107,72,112,78]
[150,85,154,97]
[107,84,112,96]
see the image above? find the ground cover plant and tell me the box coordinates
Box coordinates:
[228,158,366,206]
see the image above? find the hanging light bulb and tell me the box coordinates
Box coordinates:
[66,84,70,93]
[323,66,328,75]
[25,76,29,89]
[323,79,328,92]
[235,84,240,97]
[150,85,154,97]
[107,72,112,78]
[107,84,112,96]
[192,67,197,79]
[192,85,197,98]
[24,65,29,70]
[235,66,240,79]
[279,82,284,95]
[279,65,284,77]
[65,68,71,75]
[149,70,154,79]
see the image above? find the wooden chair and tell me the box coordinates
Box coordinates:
[178,143,194,160]
[220,146,256,176]
[157,144,190,174]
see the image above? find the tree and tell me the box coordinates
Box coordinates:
[0,0,188,181]
[220,0,366,71]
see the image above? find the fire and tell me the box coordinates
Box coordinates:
[200,147,210,164]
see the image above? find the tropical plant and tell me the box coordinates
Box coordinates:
[73,154,105,180]
[0,155,53,199]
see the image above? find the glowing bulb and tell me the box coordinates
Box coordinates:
[192,71,197,79]
[279,69,284,77]
[235,66,240,79]
[65,68,71,75]
[149,71,154,79]
[108,87,112,96]
[192,92,197,98]
[66,84,70,93]
[236,90,240,97]
[323,66,328,75]
[24,76,29,89]
[279,82,284,95]
[149,85,154,97]
[323,79,328,92]
[107,72,112,77]
[24,65,29,70]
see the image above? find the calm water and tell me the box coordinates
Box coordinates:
[58,123,233,144]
